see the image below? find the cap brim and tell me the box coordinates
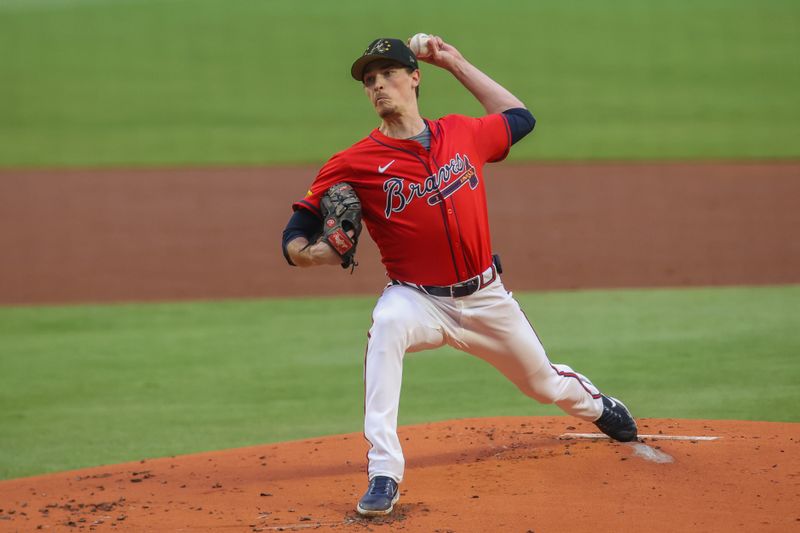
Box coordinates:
[350,54,386,81]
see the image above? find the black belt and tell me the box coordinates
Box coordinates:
[392,264,497,298]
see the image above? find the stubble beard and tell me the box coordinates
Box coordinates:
[376,101,399,119]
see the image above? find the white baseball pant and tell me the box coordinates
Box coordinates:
[363,272,604,483]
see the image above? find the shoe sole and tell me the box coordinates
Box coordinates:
[356,491,400,517]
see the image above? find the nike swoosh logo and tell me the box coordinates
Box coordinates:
[378,160,396,173]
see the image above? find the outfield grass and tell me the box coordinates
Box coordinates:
[1,285,798,480]
[1,0,798,167]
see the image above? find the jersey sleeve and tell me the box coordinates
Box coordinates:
[291,151,352,216]
[466,113,512,163]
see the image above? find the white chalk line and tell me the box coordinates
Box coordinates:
[559,432,720,441]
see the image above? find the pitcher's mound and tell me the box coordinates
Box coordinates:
[1,416,797,532]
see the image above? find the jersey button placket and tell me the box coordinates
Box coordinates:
[443,198,467,279]
[431,144,467,282]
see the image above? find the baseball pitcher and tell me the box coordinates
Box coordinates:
[282,35,637,517]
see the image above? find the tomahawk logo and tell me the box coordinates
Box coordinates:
[382,153,479,218]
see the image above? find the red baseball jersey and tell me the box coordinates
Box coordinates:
[293,113,511,286]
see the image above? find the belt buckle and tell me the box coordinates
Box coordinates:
[479,264,497,289]
[452,274,480,297]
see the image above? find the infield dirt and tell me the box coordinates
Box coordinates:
[1,417,798,532]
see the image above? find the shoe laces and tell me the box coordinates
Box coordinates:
[369,476,395,495]
[602,409,624,426]
[600,398,629,427]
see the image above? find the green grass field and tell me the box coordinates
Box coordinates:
[1,285,798,480]
[1,0,798,167]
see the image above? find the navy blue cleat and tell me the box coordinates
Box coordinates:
[356,475,400,517]
[594,395,638,442]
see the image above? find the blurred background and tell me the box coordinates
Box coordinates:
[0,0,797,166]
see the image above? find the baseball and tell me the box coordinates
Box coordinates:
[408,33,431,58]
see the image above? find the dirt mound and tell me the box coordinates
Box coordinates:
[0,416,797,532]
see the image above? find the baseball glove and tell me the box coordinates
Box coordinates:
[320,182,363,270]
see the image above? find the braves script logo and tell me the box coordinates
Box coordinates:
[383,153,479,218]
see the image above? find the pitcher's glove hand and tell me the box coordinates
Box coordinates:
[320,182,363,270]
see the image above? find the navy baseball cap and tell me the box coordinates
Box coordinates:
[351,38,419,81]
